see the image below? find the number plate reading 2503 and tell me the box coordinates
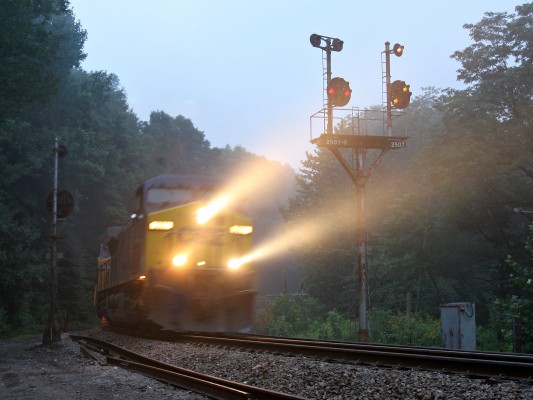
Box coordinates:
[389,140,406,149]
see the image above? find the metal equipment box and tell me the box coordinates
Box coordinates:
[440,302,476,350]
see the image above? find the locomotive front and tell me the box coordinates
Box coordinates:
[96,174,256,332]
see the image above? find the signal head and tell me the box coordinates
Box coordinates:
[327,77,352,107]
[392,43,404,57]
[332,38,344,52]
[310,34,321,48]
[57,144,68,158]
[389,80,412,109]
[309,34,343,52]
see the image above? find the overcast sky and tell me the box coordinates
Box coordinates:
[69,0,519,168]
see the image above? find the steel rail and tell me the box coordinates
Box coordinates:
[232,333,533,364]
[176,333,533,381]
[106,356,250,400]
[71,334,307,400]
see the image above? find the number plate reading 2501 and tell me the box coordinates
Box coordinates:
[389,140,406,149]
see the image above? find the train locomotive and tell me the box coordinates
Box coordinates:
[95,174,256,332]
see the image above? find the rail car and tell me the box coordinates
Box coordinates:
[95,174,256,332]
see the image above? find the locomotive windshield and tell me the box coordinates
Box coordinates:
[145,186,216,211]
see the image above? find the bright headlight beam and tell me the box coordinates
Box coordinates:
[196,195,230,224]
[238,206,356,267]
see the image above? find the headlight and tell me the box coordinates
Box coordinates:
[228,254,252,270]
[227,258,243,270]
[149,220,174,230]
[172,254,187,267]
[228,225,253,235]
[228,256,252,270]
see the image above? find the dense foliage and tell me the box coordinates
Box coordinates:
[0,0,86,122]
[282,3,533,351]
[254,295,441,347]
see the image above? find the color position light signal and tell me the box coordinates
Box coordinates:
[327,77,352,107]
[389,80,412,109]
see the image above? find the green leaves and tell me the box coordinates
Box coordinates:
[452,4,533,127]
[0,0,86,121]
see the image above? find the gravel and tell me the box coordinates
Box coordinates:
[2,327,531,399]
[0,331,206,399]
[85,328,533,400]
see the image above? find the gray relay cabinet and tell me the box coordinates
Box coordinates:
[440,302,476,350]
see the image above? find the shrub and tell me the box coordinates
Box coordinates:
[369,309,440,346]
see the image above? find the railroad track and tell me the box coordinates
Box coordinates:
[70,334,306,400]
[95,325,533,381]
[173,332,533,381]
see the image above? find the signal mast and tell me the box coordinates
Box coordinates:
[309,36,411,341]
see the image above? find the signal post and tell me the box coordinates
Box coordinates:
[310,37,411,341]
[43,140,73,345]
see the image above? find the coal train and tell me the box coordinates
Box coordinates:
[95,174,256,332]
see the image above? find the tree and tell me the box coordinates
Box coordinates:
[33,69,146,325]
[0,0,86,122]
[371,2,533,333]
[446,3,533,350]
[0,0,87,334]
[452,3,533,129]
[434,3,533,305]
[141,111,213,176]
[494,224,533,352]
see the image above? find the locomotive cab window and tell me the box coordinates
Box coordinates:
[147,188,191,205]
[146,186,217,212]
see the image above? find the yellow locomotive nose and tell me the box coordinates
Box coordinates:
[196,195,229,224]
[95,174,257,333]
